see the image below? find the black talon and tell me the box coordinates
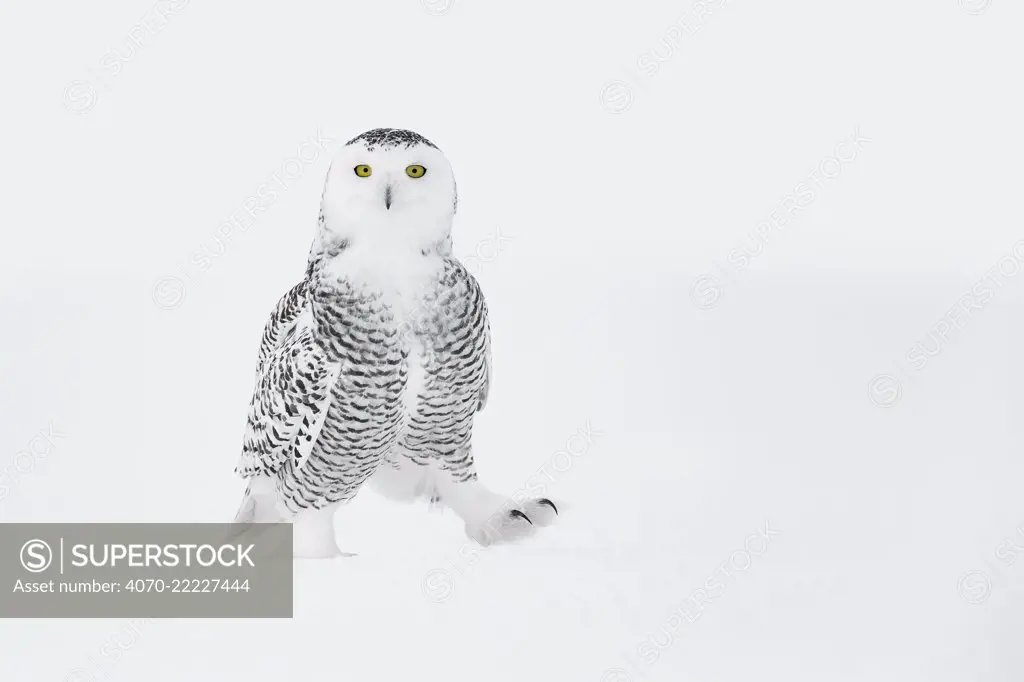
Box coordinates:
[509,509,533,525]
[537,498,559,515]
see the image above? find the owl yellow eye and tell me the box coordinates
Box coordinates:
[405,165,426,178]
[354,165,372,177]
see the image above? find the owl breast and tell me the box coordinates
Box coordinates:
[281,255,487,508]
[400,260,488,443]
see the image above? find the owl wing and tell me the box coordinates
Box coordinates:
[456,264,492,413]
[235,287,339,478]
[255,280,310,381]
[477,317,492,412]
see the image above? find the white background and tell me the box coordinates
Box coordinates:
[2,0,1023,680]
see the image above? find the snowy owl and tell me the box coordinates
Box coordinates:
[232,128,558,557]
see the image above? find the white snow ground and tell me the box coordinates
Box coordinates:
[2,1,1024,680]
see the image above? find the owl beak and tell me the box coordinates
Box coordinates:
[384,184,393,210]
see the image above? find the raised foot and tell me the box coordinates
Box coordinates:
[464,497,560,546]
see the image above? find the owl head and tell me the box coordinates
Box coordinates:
[317,128,457,253]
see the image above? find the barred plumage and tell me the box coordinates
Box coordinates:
[232,128,555,556]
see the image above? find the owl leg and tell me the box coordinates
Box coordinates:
[277,450,376,558]
[433,446,558,546]
[290,503,350,558]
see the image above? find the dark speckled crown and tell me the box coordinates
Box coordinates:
[345,128,438,152]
